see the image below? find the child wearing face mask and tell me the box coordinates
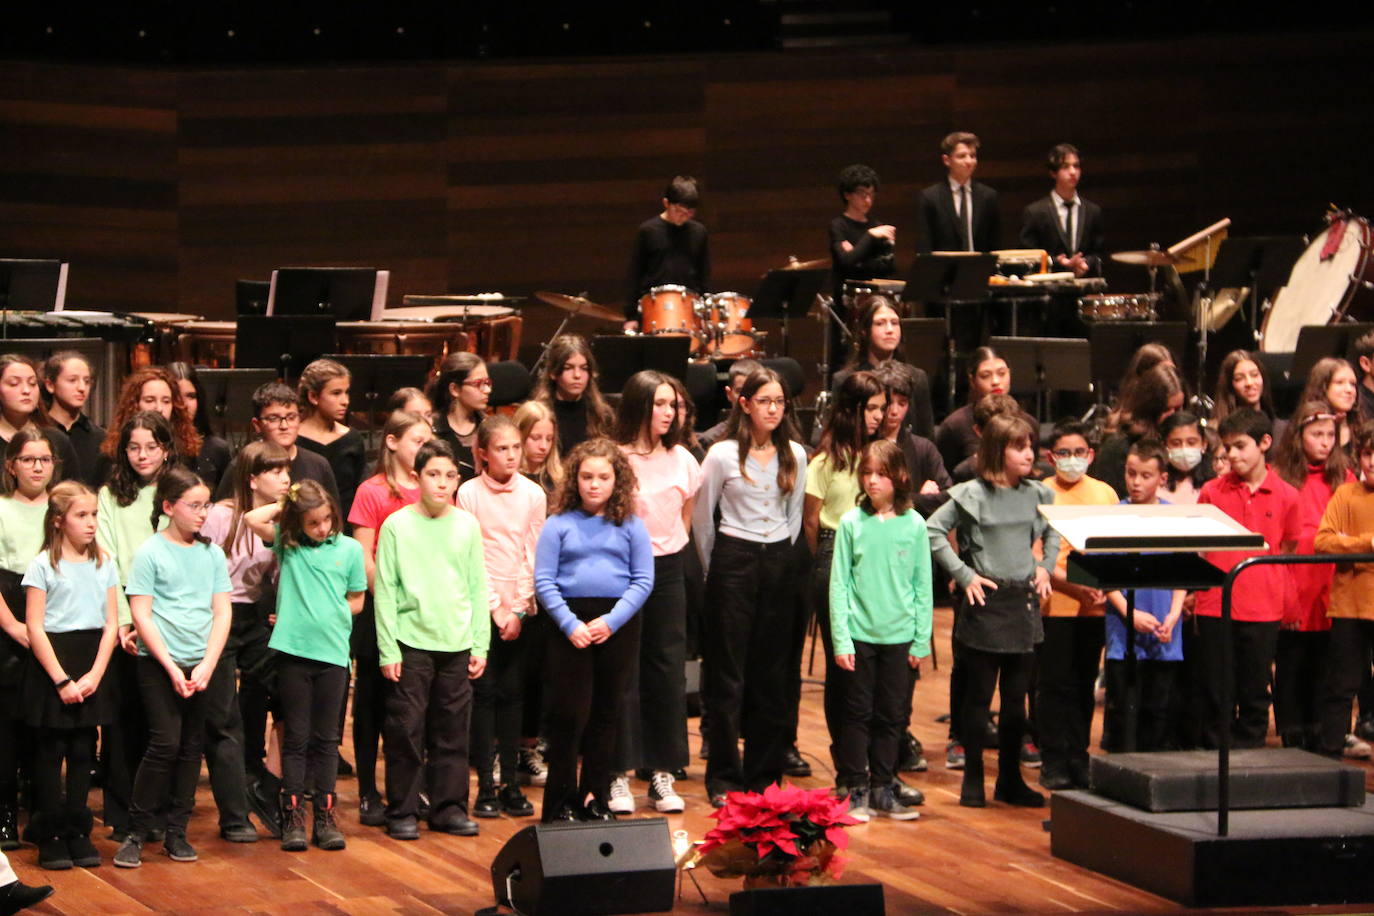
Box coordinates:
[1159,411,1213,505]
[1037,419,1117,791]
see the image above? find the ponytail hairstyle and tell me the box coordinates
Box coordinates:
[223,440,292,555]
[107,411,177,508]
[858,438,912,515]
[724,367,801,495]
[1274,398,1350,491]
[818,370,885,473]
[0,427,57,497]
[553,437,637,525]
[475,413,520,452]
[151,465,211,545]
[614,370,682,450]
[43,480,105,571]
[297,358,350,422]
[530,334,613,438]
[277,479,341,549]
[385,386,431,419]
[374,409,432,499]
[40,350,94,411]
[513,399,563,486]
[427,351,485,420]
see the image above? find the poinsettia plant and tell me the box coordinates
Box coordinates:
[694,783,861,887]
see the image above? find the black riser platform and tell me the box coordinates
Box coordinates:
[1090,749,1365,812]
[1051,791,1374,907]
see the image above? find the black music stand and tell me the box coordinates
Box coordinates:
[0,259,67,339]
[268,267,382,322]
[989,336,1093,422]
[196,368,276,440]
[236,279,270,316]
[901,317,946,381]
[904,253,997,405]
[319,353,430,446]
[591,335,692,393]
[1290,323,1374,385]
[752,267,829,357]
[1088,321,1190,405]
[234,315,337,382]
[1210,236,1306,338]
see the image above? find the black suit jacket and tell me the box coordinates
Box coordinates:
[917,181,1000,253]
[1019,194,1104,276]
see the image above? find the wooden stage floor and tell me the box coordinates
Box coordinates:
[13,603,1374,915]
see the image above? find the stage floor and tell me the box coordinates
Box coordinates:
[14,604,1374,915]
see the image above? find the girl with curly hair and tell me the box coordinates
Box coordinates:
[533,438,652,823]
[100,368,202,483]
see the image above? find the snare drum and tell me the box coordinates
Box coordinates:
[704,292,757,358]
[842,279,906,316]
[639,285,702,351]
[1261,216,1374,353]
[1077,293,1160,322]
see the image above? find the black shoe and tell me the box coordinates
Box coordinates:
[161,831,198,862]
[994,780,1046,808]
[984,717,999,747]
[0,879,54,915]
[386,816,420,841]
[783,746,811,778]
[0,805,19,852]
[112,836,142,869]
[248,776,282,839]
[707,782,733,809]
[891,778,925,807]
[37,837,72,871]
[473,786,501,819]
[106,827,128,844]
[358,792,386,828]
[336,753,354,778]
[499,785,534,818]
[960,771,987,808]
[671,767,688,781]
[550,804,580,823]
[65,830,101,869]
[312,793,346,851]
[1038,766,1073,792]
[430,812,479,836]
[220,823,259,843]
[897,731,929,773]
[579,799,615,822]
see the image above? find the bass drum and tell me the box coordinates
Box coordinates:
[1261,216,1374,353]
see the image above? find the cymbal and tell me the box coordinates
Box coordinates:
[782,257,829,271]
[534,291,622,323]
[865,278,906,291]
[1110,249,1179,267]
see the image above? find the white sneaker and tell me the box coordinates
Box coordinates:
[608,776,635,814]
[517,747,548,787]
[1344,734,1372,759]
[648,771,685,814]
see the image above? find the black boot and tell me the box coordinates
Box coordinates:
[311,793,345,851]
[0,803,18,851]
[63,809,100,868]
[279,792,307,852]
[34,814,71,871]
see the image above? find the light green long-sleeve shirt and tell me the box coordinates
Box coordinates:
[829,506,933,658]
[97,484,163,627]
[374,505,490,667]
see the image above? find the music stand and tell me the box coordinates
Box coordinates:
[900,317,946,381]
[319,353,430,446]
[236,279,270,316]
[591,335,692,393]
[267,267,388,322]
[1088,321,1190,405]
[904,253,997,405]
[752,267,829,357]
[1289,323,1374,385]
[1,260,67,340]
[196,368,277,440]
[234,315,337,382]
[1209,236,1306,338]
[989,336,1092,422]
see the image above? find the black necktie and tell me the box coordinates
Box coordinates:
[960,185,971,251]
[1063,199,1076,252]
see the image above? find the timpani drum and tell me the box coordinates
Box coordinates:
[1076,293,1160,322]
[638,285,703,352]
[1260,215,1374,353]
[175,320,237,367]
[377,304,519,363]
[992,249,1050,278]
[130,312,204,366]
[704,292,758,358]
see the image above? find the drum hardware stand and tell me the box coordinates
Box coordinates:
[812,293,852,423]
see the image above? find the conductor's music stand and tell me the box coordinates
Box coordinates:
[904,253,997,405]
[989,336,1092,422]
[267,267,388,322]
[319,354,431,447]
[234,315,337,382]
[591,335,692,393]
[196,368,276,442]
[1088,321,1190,407]
[752,267,828,357]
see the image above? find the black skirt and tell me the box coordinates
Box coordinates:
[0,568,26,695]
[23,628,114,729]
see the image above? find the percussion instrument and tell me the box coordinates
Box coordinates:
[1077,292,1160,322]
[1261,215,1374,353]
[1111,249,1179,267]
[1,309,154,420]
[780,256,830,271]
[841,279,905,316]
[638,285,703,351]
[703,292,758,358]
[1199,287,1248,333]
[178,319,471,373]
[992,249,1050,277]
[534,291,622,324]
[383,303,520,363]
[130,311,204,365]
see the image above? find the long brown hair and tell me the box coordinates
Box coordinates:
[847,296,904,368]
[552,438,638,525]
[615,370,682,451]
[724,368,801,496]
[43,480,106,571]
[1213,350,1276,425]
[858,439,913,515]
[221,441,291,555]
[531,335,613,438]
[1297,357,1360,441]
[101,366,202,460]
[818,370,885,473]
[1274,399,1351,491]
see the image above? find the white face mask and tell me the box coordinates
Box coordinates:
[1054,455,1089,482]
[1168,447,1203,471]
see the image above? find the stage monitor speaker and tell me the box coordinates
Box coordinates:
[729,883,886,915]
[490,818,675,916]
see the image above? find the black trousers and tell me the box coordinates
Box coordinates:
[1103,658,1179,752]
[32,726,95,836]
[833,640,911,788]
[784,536,814,748]
[351,597,387,798]
[617,551,689,773]
[542,600,641,822]
[702,535,796,792]
[956,642,1032,784]
[1319,618,1374,755]
[101,649,151,832]
[278,655,348,798]
[131,656,212,836]
[1036,616,1104,772]
[383,644,472,823]
[0,688,21,809]
[1195,616,1278,749]
[202,650,251,831]
[806,532,843,766]
[1274,629,1329,748]
[472,620,528,785]
[230,600,274,776]
[520,608,552,739]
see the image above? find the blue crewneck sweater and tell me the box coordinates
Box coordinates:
[534,510,655,636]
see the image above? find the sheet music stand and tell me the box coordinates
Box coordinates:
[591,335,692,393]
[236,279,270,317]
[1289,323,1374,384]
[988,336,1092,422]
[0,260,68,339]
[319,353,430,447]
[904,253,997,405]
[1042,504,1258,753]
[267,267,387,322]
[196,368,277,440]
[234,315,337,382]
[752,267,828,357]
[1209,237,1306,338]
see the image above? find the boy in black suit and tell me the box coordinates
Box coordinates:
[1019,143,1104,278]
[917,131,999,254]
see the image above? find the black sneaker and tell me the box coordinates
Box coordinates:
[359,792,386,828]
[892,778,925,808]
[869,785,920,821]
[113,836,143,869]
[162,832,198,862]
[220,823,259,843]
[336,753,354,778]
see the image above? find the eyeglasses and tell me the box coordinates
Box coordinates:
[1052,448,1091,459]
[13,455,54,467]
[177,500,212,512]
[125,443,164,456]
[750,397,786,409]
[463,379,494,391]
[260,413,300,426]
